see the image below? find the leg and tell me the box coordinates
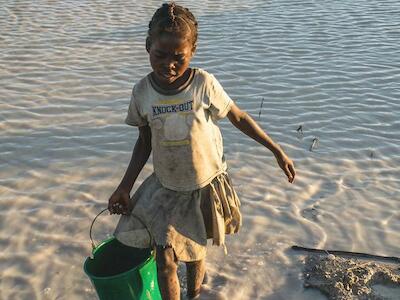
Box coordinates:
[186,259,205,299]
[156,245,180,300]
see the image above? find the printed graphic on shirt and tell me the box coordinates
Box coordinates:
[152,99,193,117]
[151,99,194,147]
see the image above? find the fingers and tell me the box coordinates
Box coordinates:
[121,193,131,215]
[108,191,131,215]
[107,197,115,214]
[284,165,293,183]
[284,161,296,183]
[112,202,125,214]
[288,163,296,182]
[108,197,122,215]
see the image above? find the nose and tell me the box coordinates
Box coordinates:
[167,60,176,70]
[161,61,176,75]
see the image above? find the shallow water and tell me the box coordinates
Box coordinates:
[1,0,399,299]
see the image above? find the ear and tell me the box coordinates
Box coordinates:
[191,44,197,55]
[146,37,151,53]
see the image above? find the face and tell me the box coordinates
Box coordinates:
[147,34,195,87]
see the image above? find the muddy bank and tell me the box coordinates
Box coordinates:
[303,255,400,300]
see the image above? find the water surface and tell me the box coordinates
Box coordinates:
[1,0,399,299]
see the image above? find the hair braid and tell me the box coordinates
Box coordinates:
[168,2,176,22]
[147,2,198,49]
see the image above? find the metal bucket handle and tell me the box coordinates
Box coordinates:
[89,208,152,250]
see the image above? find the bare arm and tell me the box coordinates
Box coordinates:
[118,125,152,191]
[227,102,295,183]
[108,125,152,214]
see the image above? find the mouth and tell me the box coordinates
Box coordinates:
[161,74,174,80]
[159,70,176,79]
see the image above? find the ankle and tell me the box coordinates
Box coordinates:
[186,288,201,299]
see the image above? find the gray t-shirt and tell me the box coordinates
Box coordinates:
[126,68,233,191]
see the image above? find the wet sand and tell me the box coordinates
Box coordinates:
[303,254,400,300]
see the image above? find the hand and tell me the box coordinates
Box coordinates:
[274,150,296,183]
[108,187,132,215]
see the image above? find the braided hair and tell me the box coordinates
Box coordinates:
[147,2,198,51]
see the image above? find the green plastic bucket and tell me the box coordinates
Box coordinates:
[84,209,161,300]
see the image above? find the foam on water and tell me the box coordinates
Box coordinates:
[1,0,399,299]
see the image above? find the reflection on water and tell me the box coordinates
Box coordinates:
[1,0,399,299]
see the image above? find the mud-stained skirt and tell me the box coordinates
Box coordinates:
[114,172,241,262]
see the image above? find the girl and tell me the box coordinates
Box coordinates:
[108,2,295,299]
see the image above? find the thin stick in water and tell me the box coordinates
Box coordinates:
[258,97,264,119]
[297,125,303,136]
[292,245,400,263]
[309,137,319,151]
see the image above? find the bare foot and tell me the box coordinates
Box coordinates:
[192,286,227,300]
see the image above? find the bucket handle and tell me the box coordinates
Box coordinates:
[89,208,152,250]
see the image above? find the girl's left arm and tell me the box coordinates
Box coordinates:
[227,102,296,183]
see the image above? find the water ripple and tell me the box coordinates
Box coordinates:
[1,0,400,299]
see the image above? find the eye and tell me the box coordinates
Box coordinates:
[155,53,165,59]
[176,55,185,62]
[153,51,166,59]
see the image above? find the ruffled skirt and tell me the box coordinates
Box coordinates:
[114,172,241,262]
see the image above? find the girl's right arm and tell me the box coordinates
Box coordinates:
[108,125,152,215]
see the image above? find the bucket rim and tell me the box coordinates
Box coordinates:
[83,236,154,281]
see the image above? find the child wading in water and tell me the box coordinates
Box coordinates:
[108,2,295,299]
